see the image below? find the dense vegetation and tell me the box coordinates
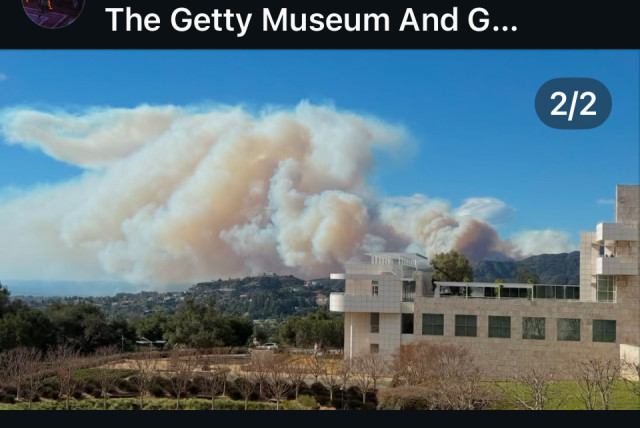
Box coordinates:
[17,274,344,321]
[0,283,254,353]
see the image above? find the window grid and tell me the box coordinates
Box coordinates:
[488,315,511,338]
[402,281,416,302]
[596,275,616,302]
[593,319,616,343]
[522,317,545,340]
[455,315,477,337]
[370,312,379,333]
[422,313,444,336]
[557,318,580,341]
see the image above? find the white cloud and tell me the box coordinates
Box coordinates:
[454,197,516,226]
[509,229,577,256]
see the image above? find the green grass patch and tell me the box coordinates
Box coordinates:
[487,380,640,410]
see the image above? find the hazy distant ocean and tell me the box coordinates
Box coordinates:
[4,280,189,297]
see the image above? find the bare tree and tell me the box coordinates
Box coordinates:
[20,349,46,410]
[131,351,159,409]
[571,358,621,410]
[426,344,485,410]
[391,343,432,386]
[249,350,273,399]
[496,366,568,410]
[623,361,640,400]
[200,357,226,410]
[319,361,343,404]
[94,345,121,410]
[350,355,373,404]
[306,355,325,385]
[363,353,387,391]
[264,357,293,410]
[169,349,197,409]
[50,344,82,410]
[3,347,37,401]
[236,372,258,410]
[337,359,352,395]
[286,360,307,400]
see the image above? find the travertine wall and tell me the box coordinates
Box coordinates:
[336,186,640,380]
[616,185,640,224]
[410,294,634,379]
[580,231,597,302]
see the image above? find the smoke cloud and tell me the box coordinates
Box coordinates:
[0,102,574,287]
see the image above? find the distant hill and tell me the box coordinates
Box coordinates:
[473,251,580,285]
[10,252,579,320]
[14,273,345,321]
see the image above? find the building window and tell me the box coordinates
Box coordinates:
[557,318,580,341]
[488,316,511,338]
[596,275,616,302]
[370,344,379,354]
[422,314,444,336]
[401,313,414,334]
[593,319,616,343]
[402,281,416,302]
[370,312,379,333]
[522,317,545,340]
[372,285,379,296]
[372,280,379,285]
[455,315,477,337]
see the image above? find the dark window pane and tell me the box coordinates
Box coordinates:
[593,319,616,343]
[401,313,414,334]
[488,315,511,338]
[422,313,444,336]
[523,317,545,340]
[455,315,477,337]
[557,318,580,341]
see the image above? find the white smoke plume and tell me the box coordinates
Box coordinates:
[0,102,574,287]
[509,230,577,256]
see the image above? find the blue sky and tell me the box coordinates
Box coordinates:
[0,50,637,265]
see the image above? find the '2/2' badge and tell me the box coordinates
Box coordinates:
[535,78,612,129]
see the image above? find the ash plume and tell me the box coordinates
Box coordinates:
[0,102,575,287]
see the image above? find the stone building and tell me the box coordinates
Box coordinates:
[329,185,639,378]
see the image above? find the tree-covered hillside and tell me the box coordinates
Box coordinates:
[473,251,580,284]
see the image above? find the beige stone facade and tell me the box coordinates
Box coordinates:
[330,185,640,379]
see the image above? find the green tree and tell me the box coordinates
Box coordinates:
[0,282,11,318]
[431,250,474,282]
[46,301,134,353]
[278,311,344,348]
[431,250,474,295]
[133,312,169,342]
[166,298,252,348]
[0,305,56,352]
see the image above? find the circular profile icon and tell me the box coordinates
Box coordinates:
[22,0,84,29]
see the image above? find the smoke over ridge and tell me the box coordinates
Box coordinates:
[0,102,575,287]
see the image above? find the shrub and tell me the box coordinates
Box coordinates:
[119,379,139,393]
[297,395,318,410]
[149,383,166,398]
[377,386,434,410]
[0,392,15,404]
[40,385,59,400]
[282,400,305,410]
